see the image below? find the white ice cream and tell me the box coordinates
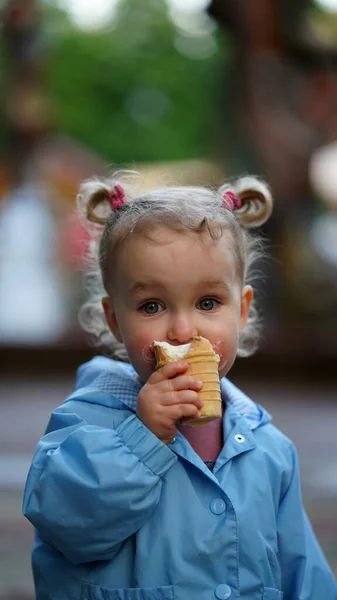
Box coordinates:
[153,340,191,359]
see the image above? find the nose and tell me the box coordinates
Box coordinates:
[167,313,197,345]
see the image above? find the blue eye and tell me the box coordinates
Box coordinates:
[142,301,163,314]
[198,298,218,311]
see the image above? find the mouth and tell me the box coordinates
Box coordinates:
[164,341,193,346]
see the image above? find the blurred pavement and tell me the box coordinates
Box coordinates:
[0,375,336,598]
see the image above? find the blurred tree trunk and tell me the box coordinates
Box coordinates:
[208,0,337,206]
[2,0,49,184]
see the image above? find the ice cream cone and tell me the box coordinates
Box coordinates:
[152,336,222,427]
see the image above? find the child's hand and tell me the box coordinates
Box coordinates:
[137,362,203,445]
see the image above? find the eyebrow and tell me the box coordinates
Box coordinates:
[129,279,230,296]
[129,281,162,296]
[200,279,230,290]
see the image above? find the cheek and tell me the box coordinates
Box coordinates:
[140,342,156,365]
[212,340,228,371]
[133,340,157,383]
[212,337,238,373]
[128,338,156,367]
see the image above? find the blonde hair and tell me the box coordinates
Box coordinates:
[77,170,273,360]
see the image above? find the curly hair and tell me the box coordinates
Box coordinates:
[77,170,273,360]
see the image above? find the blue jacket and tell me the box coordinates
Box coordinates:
[23,357,337,600]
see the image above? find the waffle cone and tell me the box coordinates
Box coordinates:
[152,336,221,427]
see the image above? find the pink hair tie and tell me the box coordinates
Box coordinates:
[108,184,126,210]
[222,190,242,211]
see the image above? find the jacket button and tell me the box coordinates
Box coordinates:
[215,584,231,599]
[210,499,226,515]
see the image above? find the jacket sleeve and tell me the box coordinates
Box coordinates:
[277,443,337,600]
[22,398,177,565]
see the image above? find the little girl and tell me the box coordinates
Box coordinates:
[23,172,337,600]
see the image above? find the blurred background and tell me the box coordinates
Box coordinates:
[0,0,336,597]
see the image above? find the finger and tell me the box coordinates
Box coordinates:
[161,389,203,409]
[150,361,189,384]
[165,375,203,393]
[169,403,200,422]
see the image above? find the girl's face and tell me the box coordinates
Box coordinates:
[103,226,253,383]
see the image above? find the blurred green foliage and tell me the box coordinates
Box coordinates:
[40,0,223,164]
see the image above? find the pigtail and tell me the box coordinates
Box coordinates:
[87,187,113,226]
[219,176,273,228]
[76,171,139,229]
[77,180,113,228]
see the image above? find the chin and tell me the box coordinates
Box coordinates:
[134,361,156,384]
[139,371,153,385]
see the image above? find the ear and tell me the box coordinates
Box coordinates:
[240,285,253,331]
[102,296,122,342]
